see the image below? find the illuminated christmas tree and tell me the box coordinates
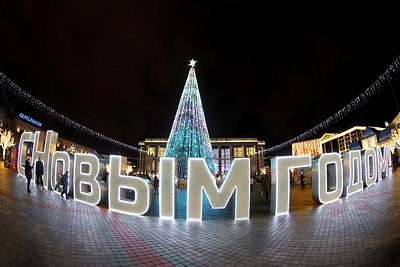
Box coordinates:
[165,59,217,179]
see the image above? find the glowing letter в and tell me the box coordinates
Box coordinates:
[362,148,377,187]
[17,131,35,177]
[342,150,363,197]
[312,153,343,204]
[187,158,250,220]
[74,153,102,205]
[32,130,58,188]
[271,156,311,215]
[160,157,176,219]
[109,155,150,215]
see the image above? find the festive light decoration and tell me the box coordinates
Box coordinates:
[255,54,400,155]
[165,59,217,178]
[0,129,15,159]
[0,71,146,153]
[292,138,321,157]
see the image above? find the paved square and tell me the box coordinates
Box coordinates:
[0,165,399,266]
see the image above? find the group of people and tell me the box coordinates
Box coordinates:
[24,157,69,199]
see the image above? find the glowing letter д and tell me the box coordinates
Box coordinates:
[362,148,377,187]
[342,150,363,197]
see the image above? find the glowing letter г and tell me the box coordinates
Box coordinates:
[271,156,311,215]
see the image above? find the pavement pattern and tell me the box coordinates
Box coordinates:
[0,164,400,266]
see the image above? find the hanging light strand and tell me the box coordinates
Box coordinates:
[254,54,400,155]
[0,71,147,153]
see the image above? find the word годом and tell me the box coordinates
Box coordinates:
[18,130,392,220]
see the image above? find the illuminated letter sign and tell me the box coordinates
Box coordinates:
[362,148,377,187]
[32,130,58,188]
[74,153,104,205]
[312,153,343,204]
[109,155,150,215]
[342,150,363,197]
[17,131,35,177]
[376,146,391,182]
[187,158,250,220]
[159,157,176,219]
[271,156,311,215]
[16,130,395,219]
[51,151,71,192]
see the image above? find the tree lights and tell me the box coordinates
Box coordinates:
[0,129,15,158]
[164,59,216,178]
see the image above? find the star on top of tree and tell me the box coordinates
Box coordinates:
[188,58,197,68]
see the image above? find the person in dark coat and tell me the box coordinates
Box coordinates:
[300,172,305,189]
[60,171,69,199]
[153,176,159,195]
[25,157,33,193]
[35,156,44,188]
[392,148,399,170]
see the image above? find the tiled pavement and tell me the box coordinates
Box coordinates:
[1,164,400,266]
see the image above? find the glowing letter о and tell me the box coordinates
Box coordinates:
[312,153,343,204]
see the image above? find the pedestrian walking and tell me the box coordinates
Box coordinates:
[153,176,159,195]
[300,172,305,189]
[392,148,399,170]
[35,156,44,188]
[25,157,33,193]
[60,171,69,199]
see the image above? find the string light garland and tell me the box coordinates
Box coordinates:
[254,54,400,155]
[0,71,146,154]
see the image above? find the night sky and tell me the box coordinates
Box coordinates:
[0,1,400,157]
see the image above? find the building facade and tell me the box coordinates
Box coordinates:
[138,137,266,178]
